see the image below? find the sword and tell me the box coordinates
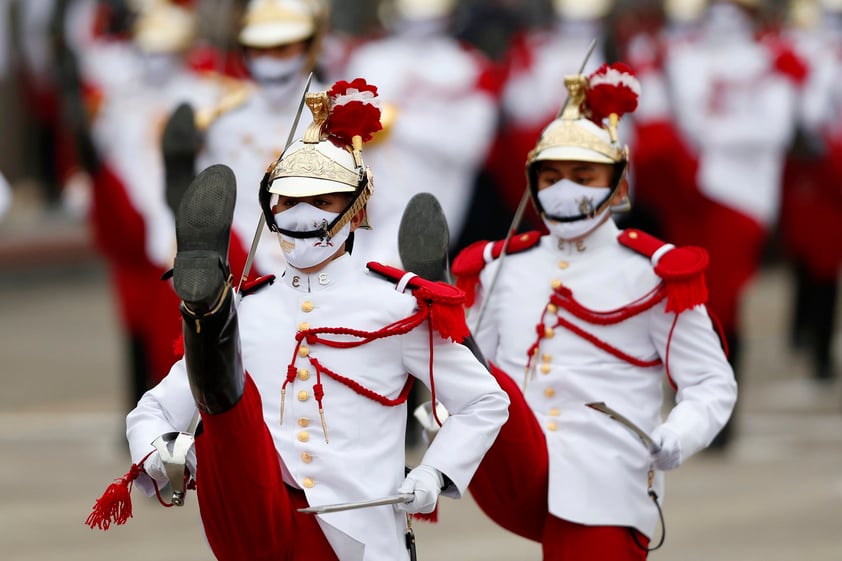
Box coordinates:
[471,39,597,335]
[298,493,415,515]
[237,72,314,291]
[586,401,661,455]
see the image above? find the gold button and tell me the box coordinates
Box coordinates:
[298,417,310,427]
[544,387,555,398]
[546,421,557,431]
[297,368,310,381]
[629,231,638,239]
[544,327,555,339]
[297,390,309,401]
[298,346,310,357]
[297,430,309,442]
[302,477,315,488]
[541,353,552,363]
[540,364,551,375]
[547,304,558,314]
[559,261,569,270]
[549,407,560,417]
[301,452,312,463]
[301,301,314,312]
[519,234,530,242]
[550,279,562,290]
[298,322,310,331]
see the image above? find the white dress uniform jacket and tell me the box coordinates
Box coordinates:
[197,76,322,275]
[126,254,509,561]
[469,220,736,538]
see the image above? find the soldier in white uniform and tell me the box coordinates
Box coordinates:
[95,80,509,561]
[340,0,499,267]
[452,65,736,560]
[193,0,328,281]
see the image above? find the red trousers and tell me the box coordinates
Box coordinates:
[195,375,339,561]
[469,364,650,561]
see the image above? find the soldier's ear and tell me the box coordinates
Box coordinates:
[349,207,366,231]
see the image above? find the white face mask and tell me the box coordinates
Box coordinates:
[537,178,612,240]
[247,54,306,84]
[275,203,351,269]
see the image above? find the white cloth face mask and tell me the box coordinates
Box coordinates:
[275,203,351,269]
[247,54,306,84]
[537,178,612,240]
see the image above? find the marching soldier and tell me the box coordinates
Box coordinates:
[452,63,737,560]
[90,79,509,561]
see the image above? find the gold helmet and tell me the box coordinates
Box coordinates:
[132,0,197,54]
[526,63,640,219]
[259,78,383,238]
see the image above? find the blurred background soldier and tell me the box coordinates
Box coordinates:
[340,0,500,268]
[84,0,224,408]
[485,0,611,231]
[190,0,328,282]
[663,0,806,447]
[778,0,842,383]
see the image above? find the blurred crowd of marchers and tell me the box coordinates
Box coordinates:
[0,0,838,419]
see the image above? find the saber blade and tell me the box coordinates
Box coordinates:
[586,401,661,454]
[298,493,415,515]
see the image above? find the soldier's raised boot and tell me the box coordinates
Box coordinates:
[173,164,243,414]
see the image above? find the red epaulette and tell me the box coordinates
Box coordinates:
[451,231,543,307]
[240,274,276,297]
[366,261,469,343]
[618,229,709,313]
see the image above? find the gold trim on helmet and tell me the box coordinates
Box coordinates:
[269,144,361,189]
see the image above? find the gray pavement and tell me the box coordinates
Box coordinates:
[1,216,841,560]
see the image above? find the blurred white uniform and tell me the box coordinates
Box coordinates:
[342,20,498,267]
[664,3,800,228]
[92,64,222,267]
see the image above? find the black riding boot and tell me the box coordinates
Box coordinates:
[173,163,241,414]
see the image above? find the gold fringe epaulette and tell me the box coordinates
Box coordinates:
[194,74,252,131]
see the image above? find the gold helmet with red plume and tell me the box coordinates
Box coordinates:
[259,78,383,238]
[526,62,641,219]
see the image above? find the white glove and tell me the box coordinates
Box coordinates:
[142,446,198,486]
[396,465,444,514]
[651,425,682,471]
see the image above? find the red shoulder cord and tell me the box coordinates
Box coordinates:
[524,283,685,390]
[279,294,449,442]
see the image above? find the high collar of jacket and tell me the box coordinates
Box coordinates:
[281,253,354,293]
[545,218,620,257]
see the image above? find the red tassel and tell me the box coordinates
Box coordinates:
[413,505,439,523]
[85,463,144,530]
[429,297,470,343]
[654,246,709,313]
[451,240,489,308]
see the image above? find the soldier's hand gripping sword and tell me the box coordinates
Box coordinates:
[471,39,597,335]
[237,72,314,292]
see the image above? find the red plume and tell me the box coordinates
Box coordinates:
[586,62,641,124]
[326,78,383,146]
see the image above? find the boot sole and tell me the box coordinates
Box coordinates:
[174,164,236,307]
[398,192,450,282]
